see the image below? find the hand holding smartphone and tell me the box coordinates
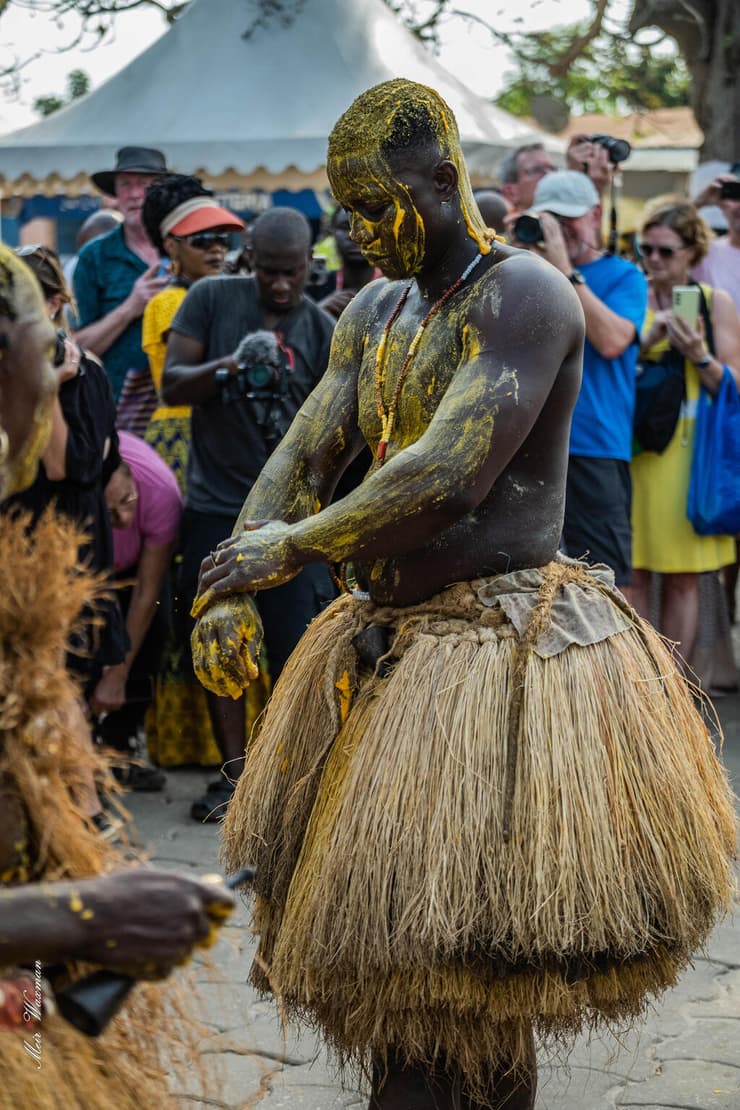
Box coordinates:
[672,285,700,330]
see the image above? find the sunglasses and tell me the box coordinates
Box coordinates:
[639,243,688,259]
[174,231,231,251]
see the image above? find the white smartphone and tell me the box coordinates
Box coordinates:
[672,285,700,330]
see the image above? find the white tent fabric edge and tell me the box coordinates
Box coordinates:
[0,0,563,197]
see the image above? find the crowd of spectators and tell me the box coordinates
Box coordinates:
[8,141,740,829]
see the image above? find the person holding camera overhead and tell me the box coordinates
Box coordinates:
[162,206,336,821]
[519,170,647,590]
[691,166,740,313]
[629,197,740,672]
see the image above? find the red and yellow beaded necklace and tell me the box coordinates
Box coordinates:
[373,250,484,467]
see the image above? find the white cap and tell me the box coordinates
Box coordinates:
[533,170,599,217]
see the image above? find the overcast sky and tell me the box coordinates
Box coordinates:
[0,0,599,136]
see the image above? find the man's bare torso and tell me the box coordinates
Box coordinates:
[347,252,582,605]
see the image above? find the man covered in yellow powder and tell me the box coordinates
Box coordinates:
[190,80,736,1109]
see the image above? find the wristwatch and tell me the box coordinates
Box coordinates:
[695,352,712,371]
[567,270,586,286]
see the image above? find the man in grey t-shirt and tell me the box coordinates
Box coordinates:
[163,207,336,821]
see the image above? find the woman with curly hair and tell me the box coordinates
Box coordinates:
[630,196,740,673]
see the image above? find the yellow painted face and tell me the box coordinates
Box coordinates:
[327,79,494,280]
[328,152,426,280]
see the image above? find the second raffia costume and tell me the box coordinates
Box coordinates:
[223,556,737,1098]
[0,512,212,1108]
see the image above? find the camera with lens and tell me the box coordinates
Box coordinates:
[233,358,283,396]
[512,213,544,245]
[215,329,292,449]
[54,328,67,367]
[589,134,631,165]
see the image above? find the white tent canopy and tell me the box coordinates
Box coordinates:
[0,0,562,196]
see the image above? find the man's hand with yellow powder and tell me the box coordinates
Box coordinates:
[192,519,302,616]
[190,519,303,696]
[191,594,265,698]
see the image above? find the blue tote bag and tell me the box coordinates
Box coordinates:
[687,366,740,535]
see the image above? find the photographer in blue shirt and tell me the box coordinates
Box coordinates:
[518,171,647,589]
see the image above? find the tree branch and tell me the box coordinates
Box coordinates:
[548,0,610,77]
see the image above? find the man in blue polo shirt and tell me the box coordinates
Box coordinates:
[73,146,170,408]
[527,170,647,589]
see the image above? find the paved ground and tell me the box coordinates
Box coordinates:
[125,692,740,1110]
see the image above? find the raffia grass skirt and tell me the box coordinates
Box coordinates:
[222,559,737,1088]
[0,511,213,1108]
[0,994,203,1110]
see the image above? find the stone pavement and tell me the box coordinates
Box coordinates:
[125,694,740,1110]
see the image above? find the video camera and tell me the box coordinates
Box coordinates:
[215,329,293,449]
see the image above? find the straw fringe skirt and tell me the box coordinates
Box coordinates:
[0,511,212,1108]
[223,559,737,1087]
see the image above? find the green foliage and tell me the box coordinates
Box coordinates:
[493,21,689,117]
[66,68,90,100]
[32,67,90,116]
[32,94,64,117]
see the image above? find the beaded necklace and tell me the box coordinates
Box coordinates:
[373,250,484,467]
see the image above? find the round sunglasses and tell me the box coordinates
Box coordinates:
[172,231,231,251]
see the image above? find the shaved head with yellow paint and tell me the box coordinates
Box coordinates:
[327,78,492,279]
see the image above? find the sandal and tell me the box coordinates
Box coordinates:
[190,779,235,823]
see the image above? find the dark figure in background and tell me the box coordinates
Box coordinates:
[162,206,336,821]
[473,189,510,238]
[317,206,379,319]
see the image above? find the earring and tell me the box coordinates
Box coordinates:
[0,427,8,467]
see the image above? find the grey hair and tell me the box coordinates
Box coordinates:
[497,143,546,185]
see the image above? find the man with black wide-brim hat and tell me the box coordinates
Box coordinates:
[72,146,171,408]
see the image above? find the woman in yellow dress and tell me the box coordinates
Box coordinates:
[631,197,740,671]
[140,177,269,773]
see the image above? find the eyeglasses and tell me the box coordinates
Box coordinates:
[108,489,138,514]
[173,231,231,251]
[521,164,555,179]
[639,243,688,259]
